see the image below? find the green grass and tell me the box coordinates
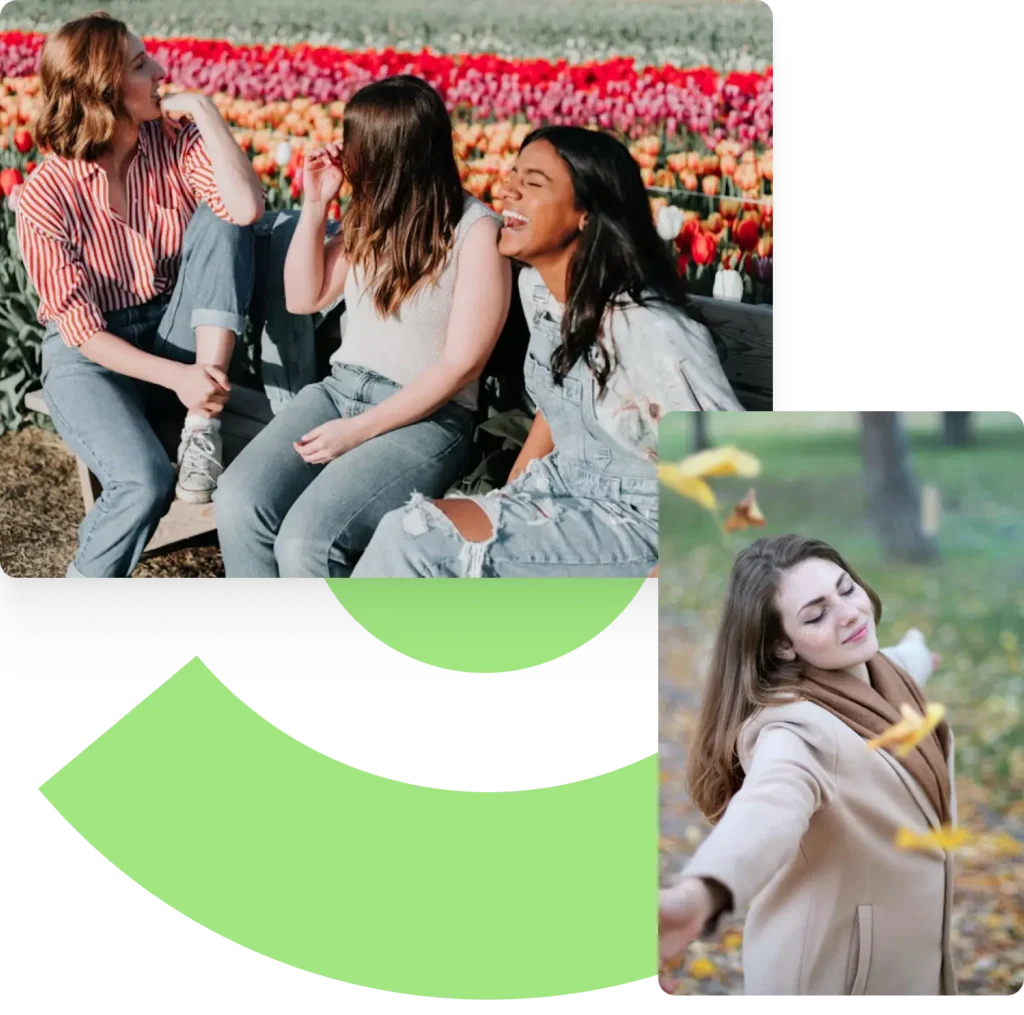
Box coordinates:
[0,0,773,68]
[659,412,1024,807]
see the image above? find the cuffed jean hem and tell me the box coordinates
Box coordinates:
[189,307,248,335]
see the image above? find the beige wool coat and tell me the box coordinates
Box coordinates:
[682,642,957,995]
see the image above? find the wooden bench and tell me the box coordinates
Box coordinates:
[23,294,772,556]
[24,385,274,553]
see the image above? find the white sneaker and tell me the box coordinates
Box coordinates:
[175,422,223,504]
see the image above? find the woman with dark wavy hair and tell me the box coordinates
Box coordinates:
[353,124,742,577]
[215,75,512,576]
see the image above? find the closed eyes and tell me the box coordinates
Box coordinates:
[804,583,856,624]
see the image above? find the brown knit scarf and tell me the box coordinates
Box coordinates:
[798,651,952,826]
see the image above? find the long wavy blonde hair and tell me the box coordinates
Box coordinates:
[34,11,131,160]
[686,535,883,823]
[340,75,465,318]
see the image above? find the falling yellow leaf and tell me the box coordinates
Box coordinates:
[865,702,946,757]
[723,487,766,532]
[677,446,762,479]
[722,931,743,950]
[978,832,1022,857]
[689,957,717,980]
[658,464,717,511]
[894,824,975,853]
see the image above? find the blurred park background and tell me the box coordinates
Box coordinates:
[659,411,1024,994]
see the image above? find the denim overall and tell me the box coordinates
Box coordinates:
[353,280,661,577]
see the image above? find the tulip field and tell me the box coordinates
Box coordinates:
[0,1,772,432]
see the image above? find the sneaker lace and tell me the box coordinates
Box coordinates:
[180,431,219,476]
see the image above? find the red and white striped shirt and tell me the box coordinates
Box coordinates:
[16,120,237,348]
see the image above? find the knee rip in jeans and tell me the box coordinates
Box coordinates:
[400,491,500,578]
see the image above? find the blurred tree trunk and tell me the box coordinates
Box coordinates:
[859,413,939,563]
[942,412,973,447]
[692,414,710,452]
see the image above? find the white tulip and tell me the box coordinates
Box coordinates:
[713,268,744,302]
[274,141,293,167]
[655,203,685,241]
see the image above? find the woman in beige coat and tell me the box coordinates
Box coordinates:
[659,534,957,996]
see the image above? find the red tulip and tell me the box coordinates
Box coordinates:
[24,160,37,175]
[1,166,24,196]
[14,128,33,153]
[691,230,718,266]
[733,217,760,252]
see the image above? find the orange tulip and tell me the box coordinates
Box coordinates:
[720,153,737,177]
[701,175,721,197]
[719,198,741,220]
[705,212,723,234]
[680,171,698,191]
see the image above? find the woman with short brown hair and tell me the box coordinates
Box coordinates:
[16,11,266,576]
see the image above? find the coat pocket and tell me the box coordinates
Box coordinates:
[847,904,873,995]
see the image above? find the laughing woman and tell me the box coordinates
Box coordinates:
[352,125,742,578]
[214,75,511,576]
[15,12,265,577]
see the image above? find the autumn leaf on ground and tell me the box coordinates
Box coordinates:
[895,824,975,853]
[723,488,765,532]
[865,701,947,757]
[689,957,717,979]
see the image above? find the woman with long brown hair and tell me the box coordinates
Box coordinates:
[214,75,511,576]
[15,11,266,576]
[659,534,956,995]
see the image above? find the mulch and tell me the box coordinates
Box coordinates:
[0,425,223,577]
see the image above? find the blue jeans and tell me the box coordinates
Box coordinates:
[41,204,256,577]
[351,275,660,578]
[214,363,476,577]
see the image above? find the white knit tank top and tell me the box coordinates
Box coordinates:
[329,194,501,411]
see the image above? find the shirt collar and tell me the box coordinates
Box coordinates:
[60,124,150,180]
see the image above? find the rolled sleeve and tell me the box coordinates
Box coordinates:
[177,122,237,224]
[16,208,106,348]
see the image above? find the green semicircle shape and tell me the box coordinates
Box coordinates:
[326,578,644,672]
[40,658,656,999]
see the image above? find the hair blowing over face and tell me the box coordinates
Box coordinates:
[340,75,465,318]
[517,125,720,397]
[34,11,131,161]
[685,534,882,824]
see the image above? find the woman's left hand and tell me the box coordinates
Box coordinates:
[293,418,369,465]
[159,92,210,141]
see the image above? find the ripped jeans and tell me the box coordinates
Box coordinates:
[350,452,659,577]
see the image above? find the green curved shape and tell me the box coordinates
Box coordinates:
[41,658,656,998]
[327,578,644,672]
